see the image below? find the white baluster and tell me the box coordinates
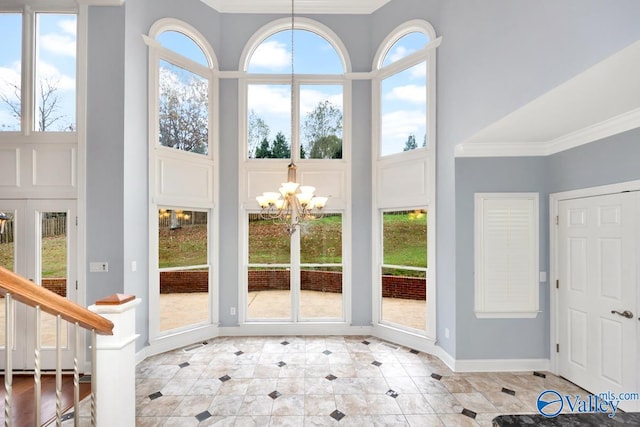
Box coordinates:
[55,314,62,427]
[91,329,96,427]
[34,306,41,426]
[4,294,12,427]
[73,322,80,426]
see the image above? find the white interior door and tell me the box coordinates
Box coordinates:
[0,200,78,371]
[558,191,638,412]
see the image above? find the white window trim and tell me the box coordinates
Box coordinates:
[238,18,352,325]
[474,192,540,319]
[371,21,438,342]
[146,20,220,346]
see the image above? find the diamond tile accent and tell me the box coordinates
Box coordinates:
[148,391,163,400]
[325,374,337,381]
[462,408,477,419]
[61,412,74,421]
[195,411,212,422]
[533,371,547,378]
[281,341,290,346]
[268,390,282,400]
[323,350,332,355]
[409,349,419,354]
[330,409,346,421]
[277,361,287,367]
[219,375,231,382]
[430,373,442,381]
[362,340,370,345]
[234,351,244,356]
[371,361,382,367]
[179,362,190,368]
[386,389,399,398]
[502,387,516,396]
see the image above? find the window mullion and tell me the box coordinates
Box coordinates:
[22,6,34,135]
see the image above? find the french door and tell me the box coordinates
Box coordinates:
[246,214,344,322]
[0,199,78,371]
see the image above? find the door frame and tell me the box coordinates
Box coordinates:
[549,180,640,378]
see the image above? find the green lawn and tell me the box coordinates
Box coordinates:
[0,212,427,277]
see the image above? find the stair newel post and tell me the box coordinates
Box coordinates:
[88,294,140,427]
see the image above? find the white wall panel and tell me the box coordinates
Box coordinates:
[0,148,20,187]
[378,158,427,207]
[157,157,213,204]
[32,146,76,187]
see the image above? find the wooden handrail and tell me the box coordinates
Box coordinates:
[0,266,113,335]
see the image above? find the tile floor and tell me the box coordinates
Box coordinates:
[89,335,586,427]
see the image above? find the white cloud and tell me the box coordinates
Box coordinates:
[249,40,290,71]
[248,85,291,115]
[0,62,21,99]
[381,109,426,154]
[58,19,77,36]
[39,24,76,58]
[384,84,426,104]
[36,61,75,91]
[299,88,342,116]
[388,45,415,63]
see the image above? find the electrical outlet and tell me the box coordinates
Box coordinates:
[230,307,236,316]
[89,262,109,272]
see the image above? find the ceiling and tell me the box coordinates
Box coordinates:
[456,39,640,157]
[200,0,392,14]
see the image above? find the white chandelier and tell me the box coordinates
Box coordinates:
[256,162,327,235]
[255,0,328,235]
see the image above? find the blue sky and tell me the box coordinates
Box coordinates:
[0,13,76,131]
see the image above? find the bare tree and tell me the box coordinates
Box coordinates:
[302,100,343,159]
[0,76,73,131]
[158,66,208,154]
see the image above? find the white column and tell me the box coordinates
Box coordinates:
[89,296,140,427]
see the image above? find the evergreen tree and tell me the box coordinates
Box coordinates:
[270,131,291,159]
[254,137,272,158]
[403,134,417,151]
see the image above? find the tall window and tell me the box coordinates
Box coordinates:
[374,21,437,338]
[0,11,77,133]
[242,19,349,323]
[146,19,218,341]
[246,28,344,159]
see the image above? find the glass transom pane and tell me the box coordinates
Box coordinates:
[0,13,22,132]
[34,13,77,132]
[157,30,208,67]
[382,31,431,67]
[381,62,427,156]
[247,29,343,74]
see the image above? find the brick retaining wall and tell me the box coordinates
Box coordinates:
[158,270,425,300]
[42,278,67,297]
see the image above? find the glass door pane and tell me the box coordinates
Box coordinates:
[381,210,427,331]
[247,215,291,320]
[299,214,343,319]
[39,211,68,347]
[0,209,16,348]
[158,209,209,332]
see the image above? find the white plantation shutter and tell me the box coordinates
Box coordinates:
[475,193,539,318]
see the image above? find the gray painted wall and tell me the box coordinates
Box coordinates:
[455,156,550,360]
[437,0,640,357]
[454,128,640,360]
[82,0,640,358]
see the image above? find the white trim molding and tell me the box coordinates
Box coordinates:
[455,108,640,158]
[201,0,391,14]
[453,358,550,373]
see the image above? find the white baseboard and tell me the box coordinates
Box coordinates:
[133,323,549,375]
[452,358,550,373]
[219,323,374,337]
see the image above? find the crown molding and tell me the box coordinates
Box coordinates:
[455,108,640,158]
[201,0,391,14]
